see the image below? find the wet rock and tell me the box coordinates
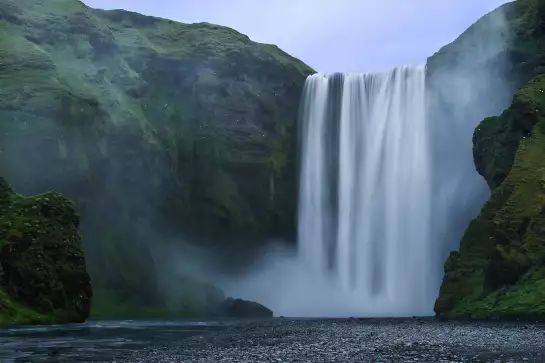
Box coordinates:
[220,298,273,318]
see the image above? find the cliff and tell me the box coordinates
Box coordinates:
[0,176,92,324]
[434,0,545,318]
[435,74,545,318]
[0,0,313,313]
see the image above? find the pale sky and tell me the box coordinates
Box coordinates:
[82,0,510,73]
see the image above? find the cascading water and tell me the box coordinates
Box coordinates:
[298,65,434,315]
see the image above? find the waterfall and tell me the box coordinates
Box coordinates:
[298,65,434,315]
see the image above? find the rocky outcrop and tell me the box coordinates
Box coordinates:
[0,177,92,325]
[220,298,273,318]
[0,0,313,313]
[434,0,545,318]
[435,74,545,318]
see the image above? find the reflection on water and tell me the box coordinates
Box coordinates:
[0,319,226,362]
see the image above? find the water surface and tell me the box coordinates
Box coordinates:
[0,319,226,362]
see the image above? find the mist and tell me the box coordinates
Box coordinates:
[218,241,423,317]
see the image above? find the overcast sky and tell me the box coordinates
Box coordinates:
[82,0,510,74]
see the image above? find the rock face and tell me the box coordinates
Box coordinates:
[0,0,313,312]
[434,0,545,318]
[220,298,273,318]
[0,177,92,324]
[435,74,545,318]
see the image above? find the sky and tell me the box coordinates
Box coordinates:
[82,0,510,74]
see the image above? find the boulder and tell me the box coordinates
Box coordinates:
[220,297,273,318]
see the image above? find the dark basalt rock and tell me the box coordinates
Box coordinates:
[220,297,273,318]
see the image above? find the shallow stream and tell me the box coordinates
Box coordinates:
[0,319,225,362]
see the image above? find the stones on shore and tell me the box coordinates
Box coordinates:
[123,319,545,363]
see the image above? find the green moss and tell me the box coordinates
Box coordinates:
[0,289,52,326]
[0,176,92,325]
[443,269,545,318]
[435,73,545,318]
[473,76,545,189]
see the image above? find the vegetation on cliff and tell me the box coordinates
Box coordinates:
[0,0,313,314]
[0,176,92,325]
[435,73,545,318]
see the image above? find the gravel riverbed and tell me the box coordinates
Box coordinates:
[123,318,545,363]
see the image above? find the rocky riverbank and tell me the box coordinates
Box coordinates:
[123,318,545,363]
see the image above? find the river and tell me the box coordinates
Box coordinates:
[0,319,225,362]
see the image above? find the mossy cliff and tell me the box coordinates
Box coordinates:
[0,176,92,325]
[0,0,313,313]
[434,0,545,318]
[435,74,545,318]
